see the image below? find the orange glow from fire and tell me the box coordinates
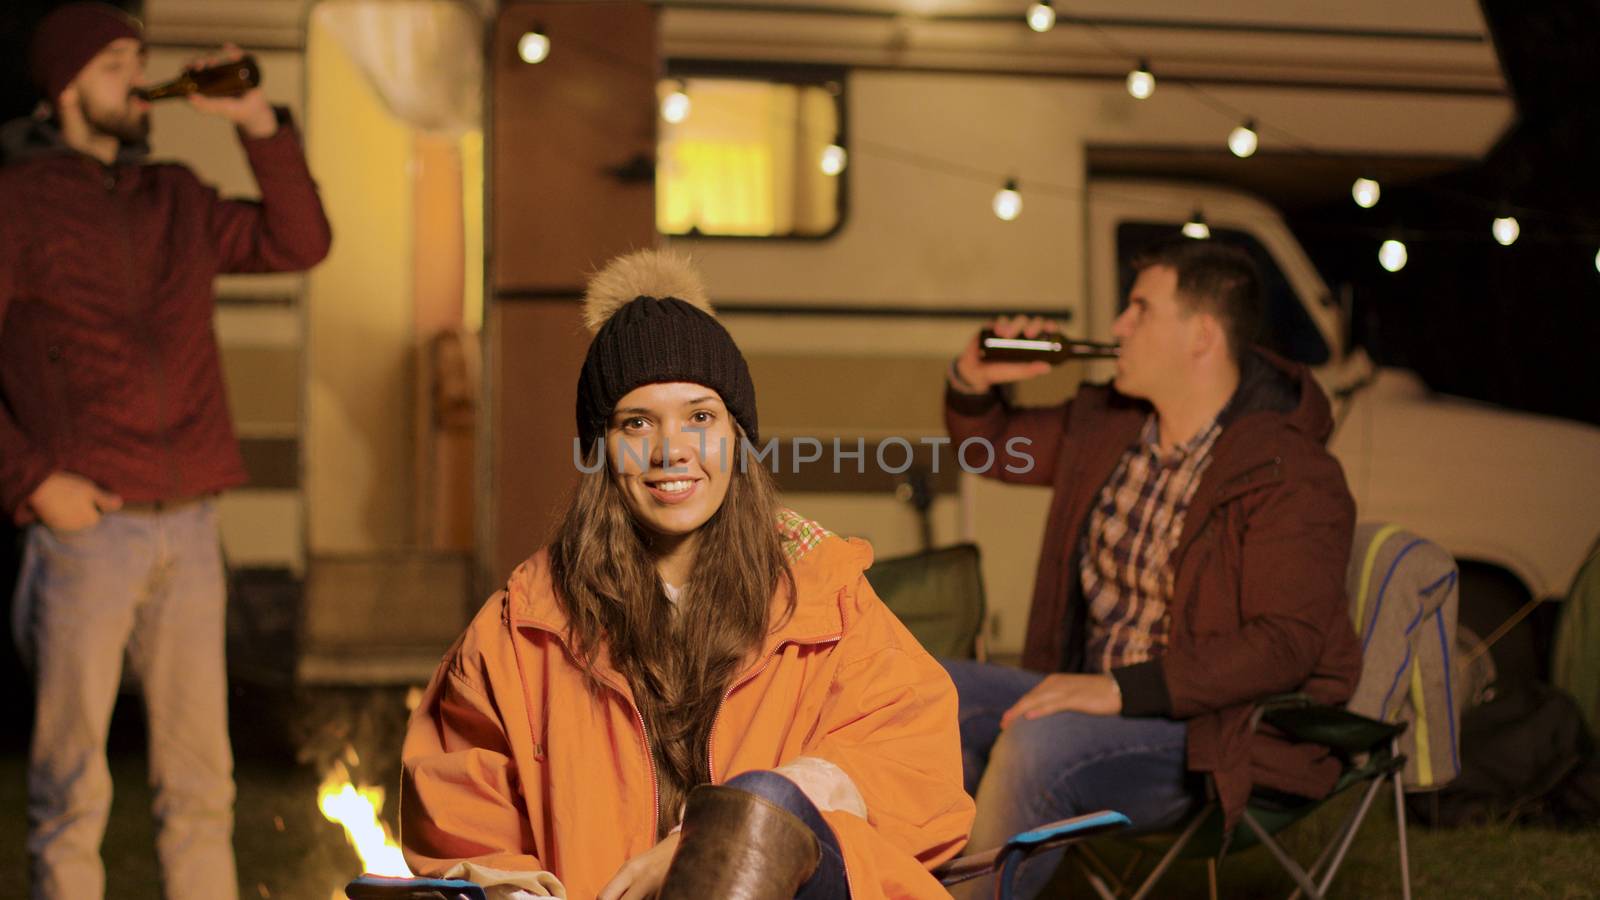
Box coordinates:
[317,758,410,878]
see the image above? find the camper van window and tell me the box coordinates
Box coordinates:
[656,73,846,239]
[1116,221,1330,366]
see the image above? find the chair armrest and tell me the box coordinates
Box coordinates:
[344,875,487,900]
[1006,811,1131,850]
[1260,705,1405,756]
[934,811,1132,886]
[934,847,1002,886]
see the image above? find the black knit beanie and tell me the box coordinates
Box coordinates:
[576,250,757,451]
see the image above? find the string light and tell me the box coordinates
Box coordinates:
[661,82,690,124]
[1492,216,1520,246]
[820,144,847,176]
[517,27,550,64]
[1026,1,1056,33]
[1379,239,1408,273]
[621,38,1596,262]
[993,179,1022,221]
[1227,119,1258,158]
[1352,178,1380,209]
[1126,60,1155,100]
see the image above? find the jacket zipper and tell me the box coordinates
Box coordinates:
[591,667,660,839]
[510,619,661,842]
[705,629,853,897]
[516,618,846,841]
[705,631,842,784]
[627,694,661,837]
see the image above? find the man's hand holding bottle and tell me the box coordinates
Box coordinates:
[948,315,1063,395]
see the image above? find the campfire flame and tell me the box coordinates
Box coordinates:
[317,758,411,878]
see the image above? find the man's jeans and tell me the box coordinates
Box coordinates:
[14,501,238,900]
[942,659,1200,900]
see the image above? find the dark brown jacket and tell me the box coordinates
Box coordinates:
[945,350,1362,824]
[0,110,331,521]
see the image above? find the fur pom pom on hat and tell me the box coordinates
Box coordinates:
[576,250,757,450]
[582,249,712,332]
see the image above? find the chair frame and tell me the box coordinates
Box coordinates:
[1073,698,1413,900]
[866,541,989,661]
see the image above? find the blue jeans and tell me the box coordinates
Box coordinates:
[723,771,850,899]
[942,659,1200,900]
[13,501,236,900]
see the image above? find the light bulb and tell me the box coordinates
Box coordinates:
[1126,61,1155,100]
[1026,1,1056,33]
[993,180,1022,221]
[1228,120,1258,158]
[1492,216,1520,246]
[1379,239,1408,273]
[1595,248,1599,274]
[517,29,550,64]
[1181,210,1210,240]
[1352,178,1380,209]
[661,86,690,124]
[820,144,847,176]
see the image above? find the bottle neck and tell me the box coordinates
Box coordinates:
[136,75,194,102]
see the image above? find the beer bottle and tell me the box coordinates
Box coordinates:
[978,328,1120,363]
[136,55,261,102]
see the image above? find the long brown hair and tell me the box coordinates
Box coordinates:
[547,429,794,836]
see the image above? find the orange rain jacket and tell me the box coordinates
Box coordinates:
[400,512,975,899]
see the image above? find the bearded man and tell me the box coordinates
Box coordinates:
[0,5,331,897]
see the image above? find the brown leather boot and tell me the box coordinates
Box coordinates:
[656,784,822,900]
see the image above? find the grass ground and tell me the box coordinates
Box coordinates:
[1,690,1596,899]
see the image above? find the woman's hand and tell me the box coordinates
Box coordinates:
[597,831,681,900]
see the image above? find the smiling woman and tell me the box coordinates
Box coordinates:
[399,249,973,900]
[605,382,739,579]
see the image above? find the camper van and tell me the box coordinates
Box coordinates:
[124,0,1597,674]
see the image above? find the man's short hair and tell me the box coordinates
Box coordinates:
[1129,239,1265,367]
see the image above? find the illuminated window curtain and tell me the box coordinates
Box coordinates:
[660,80,804,236]
[657,79,841,237]
[660,141,772,235]
[313,0,483,135]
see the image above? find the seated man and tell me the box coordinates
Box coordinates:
[943,240,1362,898]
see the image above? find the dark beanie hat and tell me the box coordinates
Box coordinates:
[576,250,758,450]
[28,2,144,104]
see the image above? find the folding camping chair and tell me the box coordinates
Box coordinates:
[344,811,1131,900]
[1072,523,1460,900]
[1073,699,1407,900]
[865,542,987,660]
